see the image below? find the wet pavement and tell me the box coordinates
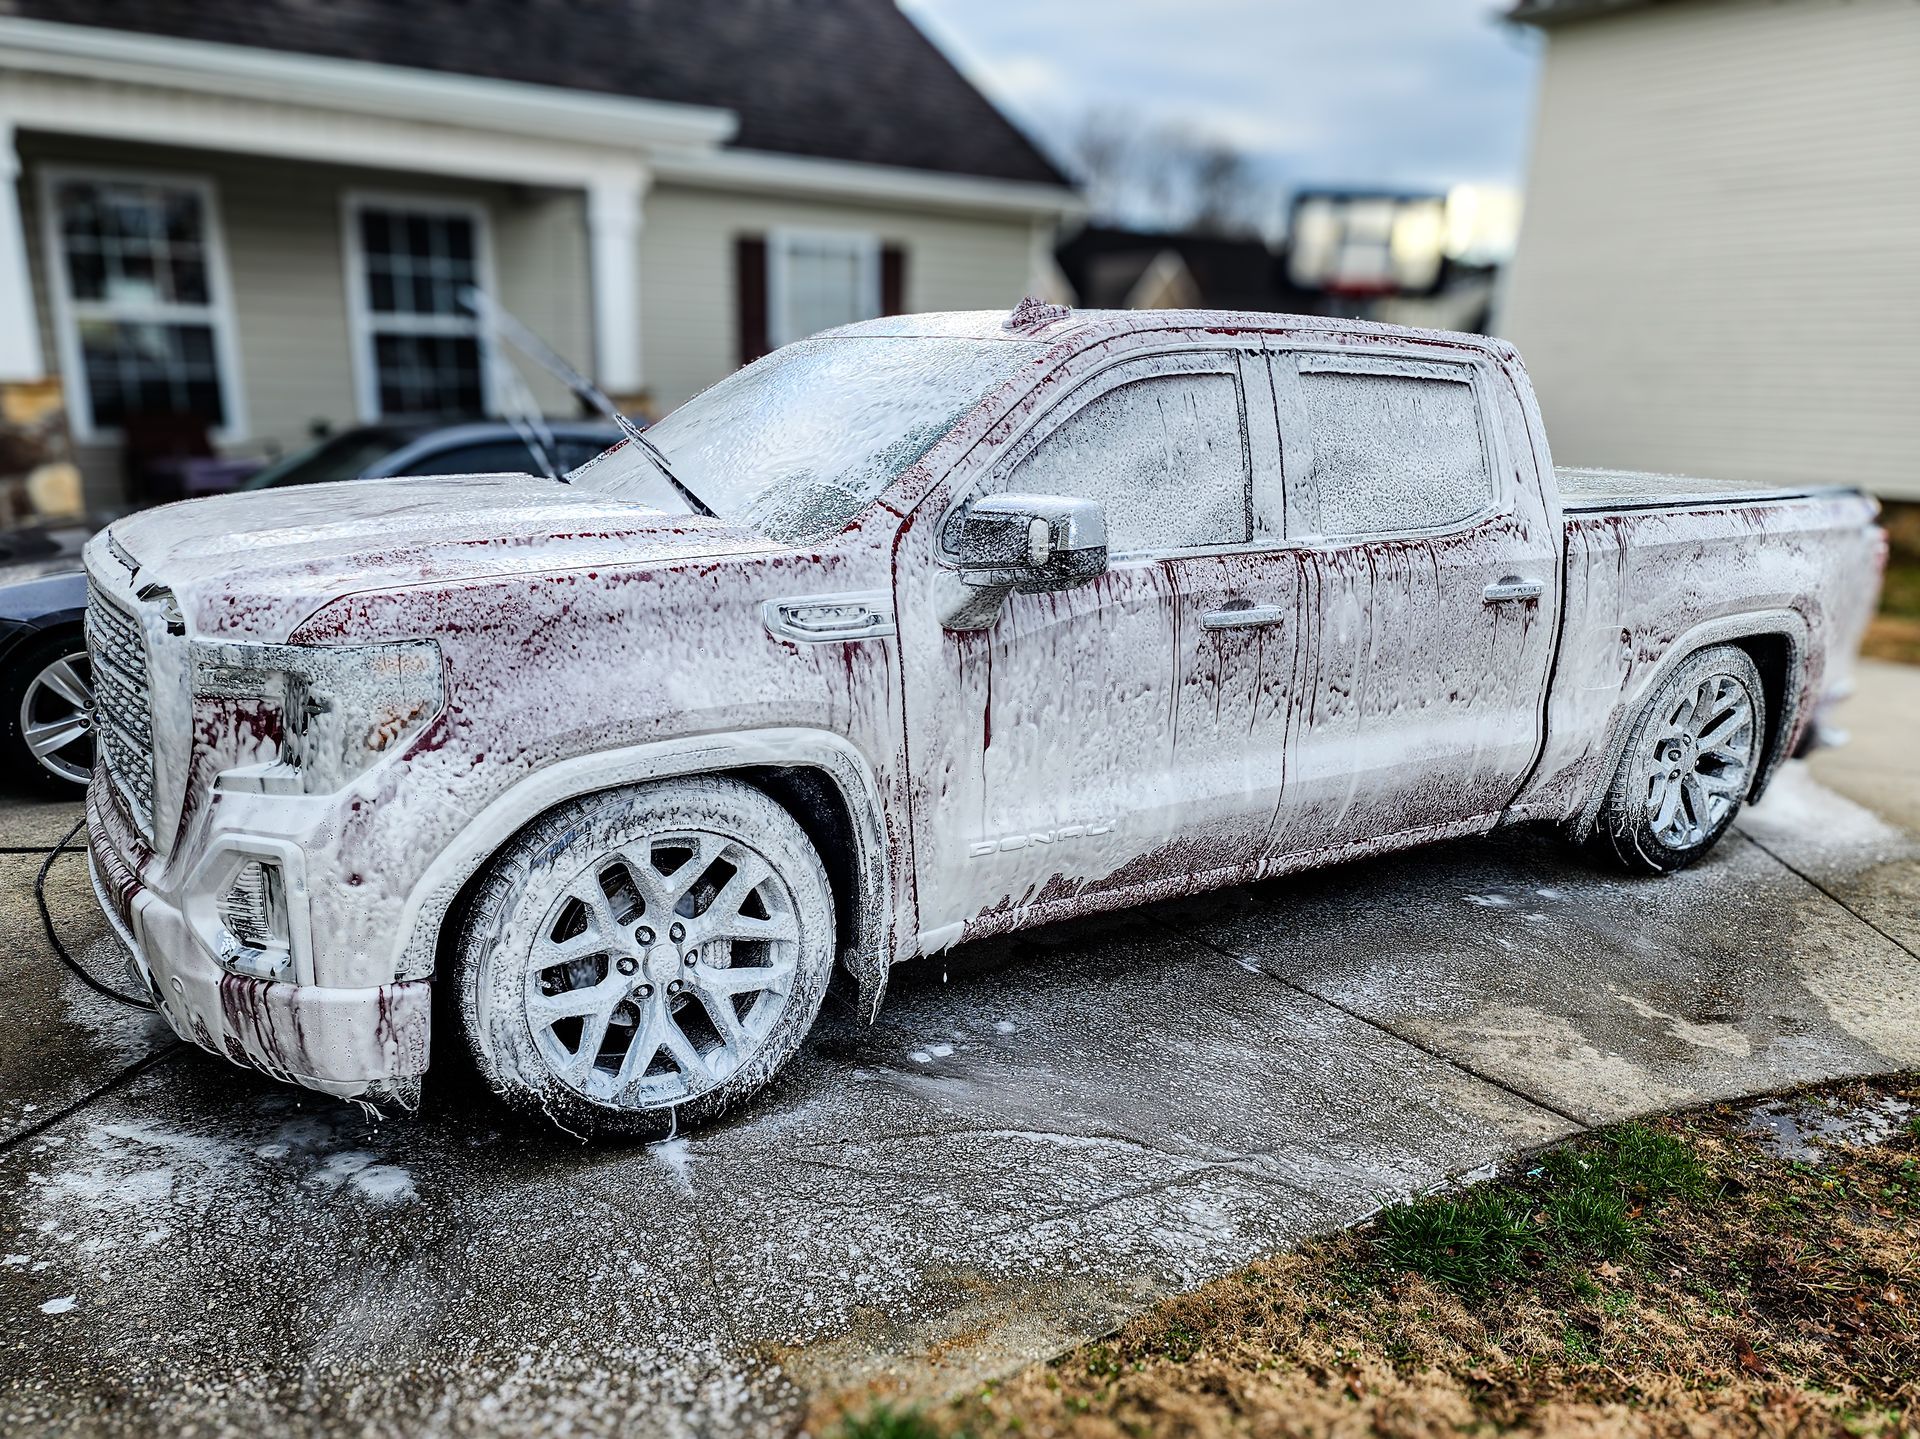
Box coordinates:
[1,663,1915,1437]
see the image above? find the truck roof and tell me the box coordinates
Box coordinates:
[830,305,1517,361]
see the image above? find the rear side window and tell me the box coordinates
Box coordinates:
[1290,361,1491,538]
[1002,370,1251,556]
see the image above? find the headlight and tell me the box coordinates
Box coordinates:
[192,639,445,796]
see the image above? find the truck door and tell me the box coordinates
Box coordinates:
[1261,346,1560,858]
[893,345,1290,947]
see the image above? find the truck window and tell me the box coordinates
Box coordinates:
[1002,373,1251,556]
[1294,366,1491,538]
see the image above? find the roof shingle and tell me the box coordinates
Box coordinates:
[0,0,1068,186]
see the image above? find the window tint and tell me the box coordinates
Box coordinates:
[1005,374,1250,555]
[404,439,549,476]
[1296,369,1491,537]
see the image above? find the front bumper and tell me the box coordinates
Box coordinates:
[86,783,431,1102]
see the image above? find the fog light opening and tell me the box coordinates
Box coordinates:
[218,858,292,979]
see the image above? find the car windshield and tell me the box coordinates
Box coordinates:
[242,428,411,489]
[567,336,1041,541]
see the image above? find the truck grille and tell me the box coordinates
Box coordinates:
[85,584,156,834]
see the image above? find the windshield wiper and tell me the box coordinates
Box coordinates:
[460,286,714,516]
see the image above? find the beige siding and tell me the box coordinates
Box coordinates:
[1498,0,1920,500]
[640,184,1035,410]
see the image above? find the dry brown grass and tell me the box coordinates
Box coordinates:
[837,1077,1920,1439]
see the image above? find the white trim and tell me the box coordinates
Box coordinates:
[585,170,648,394]
[0,121,45,380]
[0,16,737,153]
[766,227,882,350]
[653,146,1083,219]
[340,191,501,423]
[37,162,247,443]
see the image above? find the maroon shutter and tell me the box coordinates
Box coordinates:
[735,234,769,364]
[880,243,907,316]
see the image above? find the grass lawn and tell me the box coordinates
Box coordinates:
[1865,501,1920,665]
[836,1075,1920,1439]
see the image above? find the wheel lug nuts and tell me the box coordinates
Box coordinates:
[669,922,685,942]
[637,983,652,998]
[683,953,697,966]
[616,957,638,977]
[636,926,654,944]
[667,980,681,994]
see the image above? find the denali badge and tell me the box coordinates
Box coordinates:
[968,821,1114,858]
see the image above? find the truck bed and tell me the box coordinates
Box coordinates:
[1557,466,1862,514]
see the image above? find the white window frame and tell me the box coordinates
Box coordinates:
[38,164,248,444]
[766,226,880,349]
[341,191,500,422]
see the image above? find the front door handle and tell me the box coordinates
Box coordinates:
[1483,577,1544,604]
[1201,604,1286,631]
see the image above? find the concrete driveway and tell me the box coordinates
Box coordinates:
[2,661,1915,1438]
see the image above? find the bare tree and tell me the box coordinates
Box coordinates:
[1064,109,1271,237]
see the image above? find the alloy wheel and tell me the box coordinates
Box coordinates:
[1641,671,1757,849]
[21,649,94,785]
[524,829,802,1109]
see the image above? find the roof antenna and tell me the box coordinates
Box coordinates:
[1005,294,1071,332]
[461,286,712,514]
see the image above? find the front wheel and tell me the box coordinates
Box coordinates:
[2,629,94,792]
[1594,644,1765,874]
[454,777,836,1139]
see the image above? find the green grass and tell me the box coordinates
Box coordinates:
[838,1404,947,1439]
[1370,1124,1710,1291]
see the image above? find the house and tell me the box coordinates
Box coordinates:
[1498,0,1920,501]
[0,0,1078,507]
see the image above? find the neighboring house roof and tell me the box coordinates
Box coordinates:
[0,0,1066,186]
[1509,0,1668,22]
[1054,226,1322,314]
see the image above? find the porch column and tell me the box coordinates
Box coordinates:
[0,120,47,382]
[586,167,648,401]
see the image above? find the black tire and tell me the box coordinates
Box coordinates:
[1594,644,1765,874]
[454,777,835,1140]
[1,627,94,794]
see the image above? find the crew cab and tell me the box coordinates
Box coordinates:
[82,304,1886,1137]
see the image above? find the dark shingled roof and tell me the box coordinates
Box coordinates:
[0,0,1068,186]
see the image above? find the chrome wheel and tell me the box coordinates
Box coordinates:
[21,648,93,785]
[525,830,802,1108]
[1641,671,1757,849]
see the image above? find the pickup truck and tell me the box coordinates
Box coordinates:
[82,304,1886,1137]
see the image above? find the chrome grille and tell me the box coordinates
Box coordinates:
[85,584,155,832]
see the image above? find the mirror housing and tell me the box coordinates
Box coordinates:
[939,494,1108,630]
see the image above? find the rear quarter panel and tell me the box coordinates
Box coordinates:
[1518,493,1882,827]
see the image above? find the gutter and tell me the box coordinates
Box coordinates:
[0,15,739,152]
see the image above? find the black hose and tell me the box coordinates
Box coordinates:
[36,814,156,1010]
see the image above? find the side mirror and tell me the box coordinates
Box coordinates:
[939,494,1108,630]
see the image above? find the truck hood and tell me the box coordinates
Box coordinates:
[96,473,784,642]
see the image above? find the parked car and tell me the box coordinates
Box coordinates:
[0,420,619,790]
[79,305,1885,1137]
[0,523,96,789]
[238,419,621,490]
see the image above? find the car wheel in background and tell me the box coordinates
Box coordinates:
[1595,643,1765,874]
[454,776,836,1139]
[2,629,94,792]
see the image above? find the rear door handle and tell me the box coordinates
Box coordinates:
[1201,604,1286,630]
[1483,577,1544,604]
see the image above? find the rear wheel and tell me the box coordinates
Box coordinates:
[454,777,835,1139]
[1594,644,1764,874]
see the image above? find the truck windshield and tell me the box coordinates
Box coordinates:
[567,336,1041,541]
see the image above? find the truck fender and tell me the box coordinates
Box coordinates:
[1571,608,1809,838]
[389,727,894,1020]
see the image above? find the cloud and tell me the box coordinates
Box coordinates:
[900,0,1543,193]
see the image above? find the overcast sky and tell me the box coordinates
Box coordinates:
[900,0,1544,198]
